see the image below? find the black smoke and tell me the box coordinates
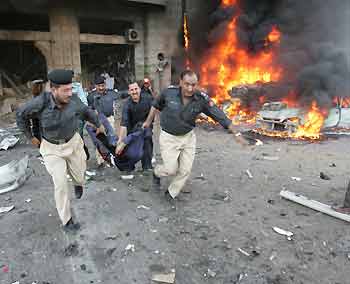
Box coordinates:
[187,0,350,109]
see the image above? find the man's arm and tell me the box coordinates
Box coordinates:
[16,94,46,146]
[143,91,165,128]
[142,106,158,128]
[202,98,249,145]
[81,105,105,135]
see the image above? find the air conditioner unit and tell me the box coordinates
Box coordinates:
[126,29,140,42]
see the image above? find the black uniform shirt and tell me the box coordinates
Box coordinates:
[121,91,153,132]
[16,92,101,141]
[153,86,232,136]
[87,90,121,117]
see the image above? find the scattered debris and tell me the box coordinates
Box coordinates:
[186,217,202,224]
[63,242,79,257]
[159,217,169,223]
[152,272,176,283]
[0,136,19,150]
[211,192,229,201]
[207,268,217,278]
[85,170,96,176]
[267,199,275,204]
[105,235,119,240]
[2,265,9,273]
[80,264,87,271]
[329,163,336,167]
[255,139,263,146]
[291,176,301,182]
[272,226,294,240]
[237,247,251,257]
[262,156,280,161]
[0,155,31,195]
[194,173,205,180]
[25,198,31,203]
[246,169,253,179]
[280,190,350,223]
[320,172,331,180]
[11,281,19,284]
[137,205,151,210]
[0,205,15,213]
[0,128,19,150]
[269,251,277,261]
[106,248,116,257]
[121,174,134,180]
[125,244,135,253]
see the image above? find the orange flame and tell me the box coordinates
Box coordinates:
[267,25,281,44]
[292,101,326,139]
[184,13,190,51]
[200,2,282,105]
[183,13,191,69]
[198,0,328,140]
[255,101,326,140]
[222,0,237,7]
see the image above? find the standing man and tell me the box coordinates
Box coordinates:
[141,78,155,98]
[117,81,154,171]
[143,69,248,201]
[87,76,127,166]
[16,69,105,232]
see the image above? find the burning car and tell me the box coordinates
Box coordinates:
[256,100,350,135]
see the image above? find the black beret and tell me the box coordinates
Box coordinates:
[95,76,105,85]
[47,69,73,85]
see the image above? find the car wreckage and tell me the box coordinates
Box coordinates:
[256,100,350,134]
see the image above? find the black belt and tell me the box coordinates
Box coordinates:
[43,135,74,145]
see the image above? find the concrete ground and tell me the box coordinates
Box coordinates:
[0,120,350,284]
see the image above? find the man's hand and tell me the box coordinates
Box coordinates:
[86,121,96,129]
[96,125,106,136]
[233,133,250,146]
[142,121,150,129]
[31,137,41,148]
[115,141,127,156]
[228,123,249,146]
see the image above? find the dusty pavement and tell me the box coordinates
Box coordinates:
[1,118,350,284]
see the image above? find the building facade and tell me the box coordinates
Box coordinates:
[0,0,184,92]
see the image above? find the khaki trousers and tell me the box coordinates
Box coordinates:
[96,115,115,165]
[155,130,196,198]
[40,133,87,225]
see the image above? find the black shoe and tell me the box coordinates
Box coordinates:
[63,218,80,233]
[164,190,176,205]
[74,186,83,199]
[153,172,161,186]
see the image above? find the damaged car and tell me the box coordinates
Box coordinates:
[255,99,350,134]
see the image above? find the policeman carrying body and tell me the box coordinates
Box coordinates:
[87,76,127,166]
[143,69,248,201]
[16,69,105,232]
[117,81,154,171]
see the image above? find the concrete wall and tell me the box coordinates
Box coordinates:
[143,0,182,92]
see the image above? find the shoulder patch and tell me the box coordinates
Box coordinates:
[196,91,210,101]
